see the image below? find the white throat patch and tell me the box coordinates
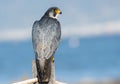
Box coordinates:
[49,12,59,19]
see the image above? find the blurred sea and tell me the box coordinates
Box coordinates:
[0,35,120,83]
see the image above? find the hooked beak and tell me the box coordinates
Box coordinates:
[55,9,62,14]
[60,11,62,14]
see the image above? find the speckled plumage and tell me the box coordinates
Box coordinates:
[32,7,61,83]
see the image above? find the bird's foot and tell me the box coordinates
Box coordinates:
[52,57,55,62]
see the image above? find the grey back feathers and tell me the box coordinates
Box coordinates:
[32,17,61,59]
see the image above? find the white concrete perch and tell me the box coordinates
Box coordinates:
[13,60,66,84]
[12,78,66,84]
[12,78,38,84]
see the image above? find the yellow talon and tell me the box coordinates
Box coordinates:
[52,57,55,62]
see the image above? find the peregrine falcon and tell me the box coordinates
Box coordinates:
[32,7,62,83]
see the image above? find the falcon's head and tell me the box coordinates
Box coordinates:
[44,7,62,19]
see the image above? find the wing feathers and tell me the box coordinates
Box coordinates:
[32,18,61,59]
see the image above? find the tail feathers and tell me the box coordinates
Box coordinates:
[36,57,52,83]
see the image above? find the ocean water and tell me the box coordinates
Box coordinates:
[0,35,120,83]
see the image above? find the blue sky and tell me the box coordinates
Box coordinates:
[0,0,120,42]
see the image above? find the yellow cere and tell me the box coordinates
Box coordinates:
[55,9,61,14]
